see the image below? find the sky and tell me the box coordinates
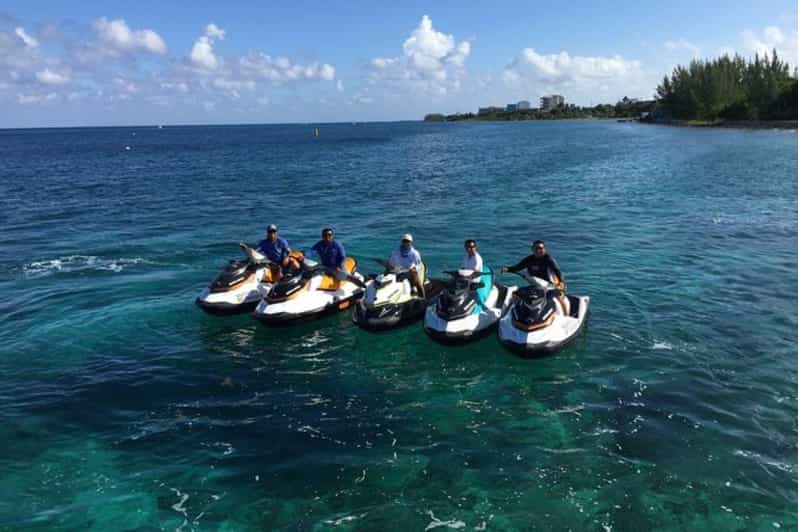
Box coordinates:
[2,1,798,127]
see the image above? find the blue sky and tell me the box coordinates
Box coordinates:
[2,1,798,127]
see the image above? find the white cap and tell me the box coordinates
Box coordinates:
[401,233,413,243]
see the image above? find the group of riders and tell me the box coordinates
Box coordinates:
[249,225,566,294]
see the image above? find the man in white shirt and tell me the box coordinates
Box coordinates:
[462,239,483,272]
[388,233,425,298]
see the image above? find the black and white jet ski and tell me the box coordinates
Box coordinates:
[352,260,444,331]
[423,266,516,343]
[498,273,589,357]
[253,257,365,325]
[195,244,274,315]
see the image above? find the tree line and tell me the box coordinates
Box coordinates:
[424,98,654,122]
[655,50,798,121]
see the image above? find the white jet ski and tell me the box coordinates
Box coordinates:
[253,257,365,325]
[424,266,516,343]
[352,260,444,331]
[498,273,589,357]
[196,243,274,315]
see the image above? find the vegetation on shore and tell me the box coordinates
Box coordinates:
[426,50,798,126]
[424,98,654,122]
[655,50,798,121]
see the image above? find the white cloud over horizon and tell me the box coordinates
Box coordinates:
[368,15,471,97]
[94,17,167,55]
[3,12,798,126]
[498,48,652,105]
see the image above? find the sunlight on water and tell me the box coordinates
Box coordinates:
[0,122,797,530]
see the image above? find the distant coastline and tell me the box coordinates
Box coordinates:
[424,97,655,123]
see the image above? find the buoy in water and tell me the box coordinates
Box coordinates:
[314,127,320,137]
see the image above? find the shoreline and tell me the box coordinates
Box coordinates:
[645,119,798,131]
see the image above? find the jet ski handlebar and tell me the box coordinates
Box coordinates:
[442,269,490,279]
[238,242,275,267]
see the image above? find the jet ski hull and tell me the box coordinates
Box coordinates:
[253,266,365,325]
[499,295,590,357]
[423,283,515,344]
[353,279,444,331]
[195,296,259,315]
[195,277,269,316]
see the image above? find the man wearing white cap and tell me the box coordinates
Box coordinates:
[388,233,425,298]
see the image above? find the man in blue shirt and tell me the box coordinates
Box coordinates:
[310,227,346,270]
[254,224,297,281]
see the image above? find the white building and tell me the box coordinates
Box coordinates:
[540,95,564,111]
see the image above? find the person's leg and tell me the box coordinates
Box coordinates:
[410,270,425,298]
[270,264,282,283]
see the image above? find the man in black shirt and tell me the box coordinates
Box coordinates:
[501,240,564,286]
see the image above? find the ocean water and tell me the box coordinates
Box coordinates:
[1,121,797,531]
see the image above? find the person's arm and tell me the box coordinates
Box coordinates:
[280,238,291,259]
[505,256,529,273]
[411,250,422,269]
[474,254,484,272]
[335,242,346,268]
[548,256,563,282]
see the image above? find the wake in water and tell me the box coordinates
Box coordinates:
[21,255,155,278]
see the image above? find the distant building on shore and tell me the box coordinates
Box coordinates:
[478,106,504,115]
[505,103,518,112]
[517,100,531,110]
[540,94,565,111]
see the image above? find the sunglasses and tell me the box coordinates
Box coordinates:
[465,245,476,249]
[534,246,545,251]
[267,229,277,233]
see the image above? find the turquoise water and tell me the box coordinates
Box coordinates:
[1,121,797,531]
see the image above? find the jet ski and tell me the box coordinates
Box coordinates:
[352,260,444,331]
[195,243,275,315]
[498,273,589,357]
[424,266,516,343]
[253,257,365,325]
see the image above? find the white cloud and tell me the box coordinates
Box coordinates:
[189,24,226,71]
[500,48,651,104]
[15,27,38,48]
[336,79,344,92]
[507,49,642,83]
[368,15,471,96]
[36,68,70,85]
[239,52,335,82]
[664,38,701,57]
[205,23,226,40]
[17,92,58,104]
[742,25,798,66]
[94,17,167,54]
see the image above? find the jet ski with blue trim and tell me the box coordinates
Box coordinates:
[352,259,444,331]
[498,273,589,357]
[423,266,516,343]
[195,243,274,315]
[253,256,365,325]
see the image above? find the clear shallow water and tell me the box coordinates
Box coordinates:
[1,121,797,531]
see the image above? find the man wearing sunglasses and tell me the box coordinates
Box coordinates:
[501,240,564,287]
[310,227,347,270]
[254,224,298,281]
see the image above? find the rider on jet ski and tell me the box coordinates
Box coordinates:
[388,234,425,298]
[253,224,300,281]
[501,240,564,287]
[306,227,365,288]
[462,239,483,272]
